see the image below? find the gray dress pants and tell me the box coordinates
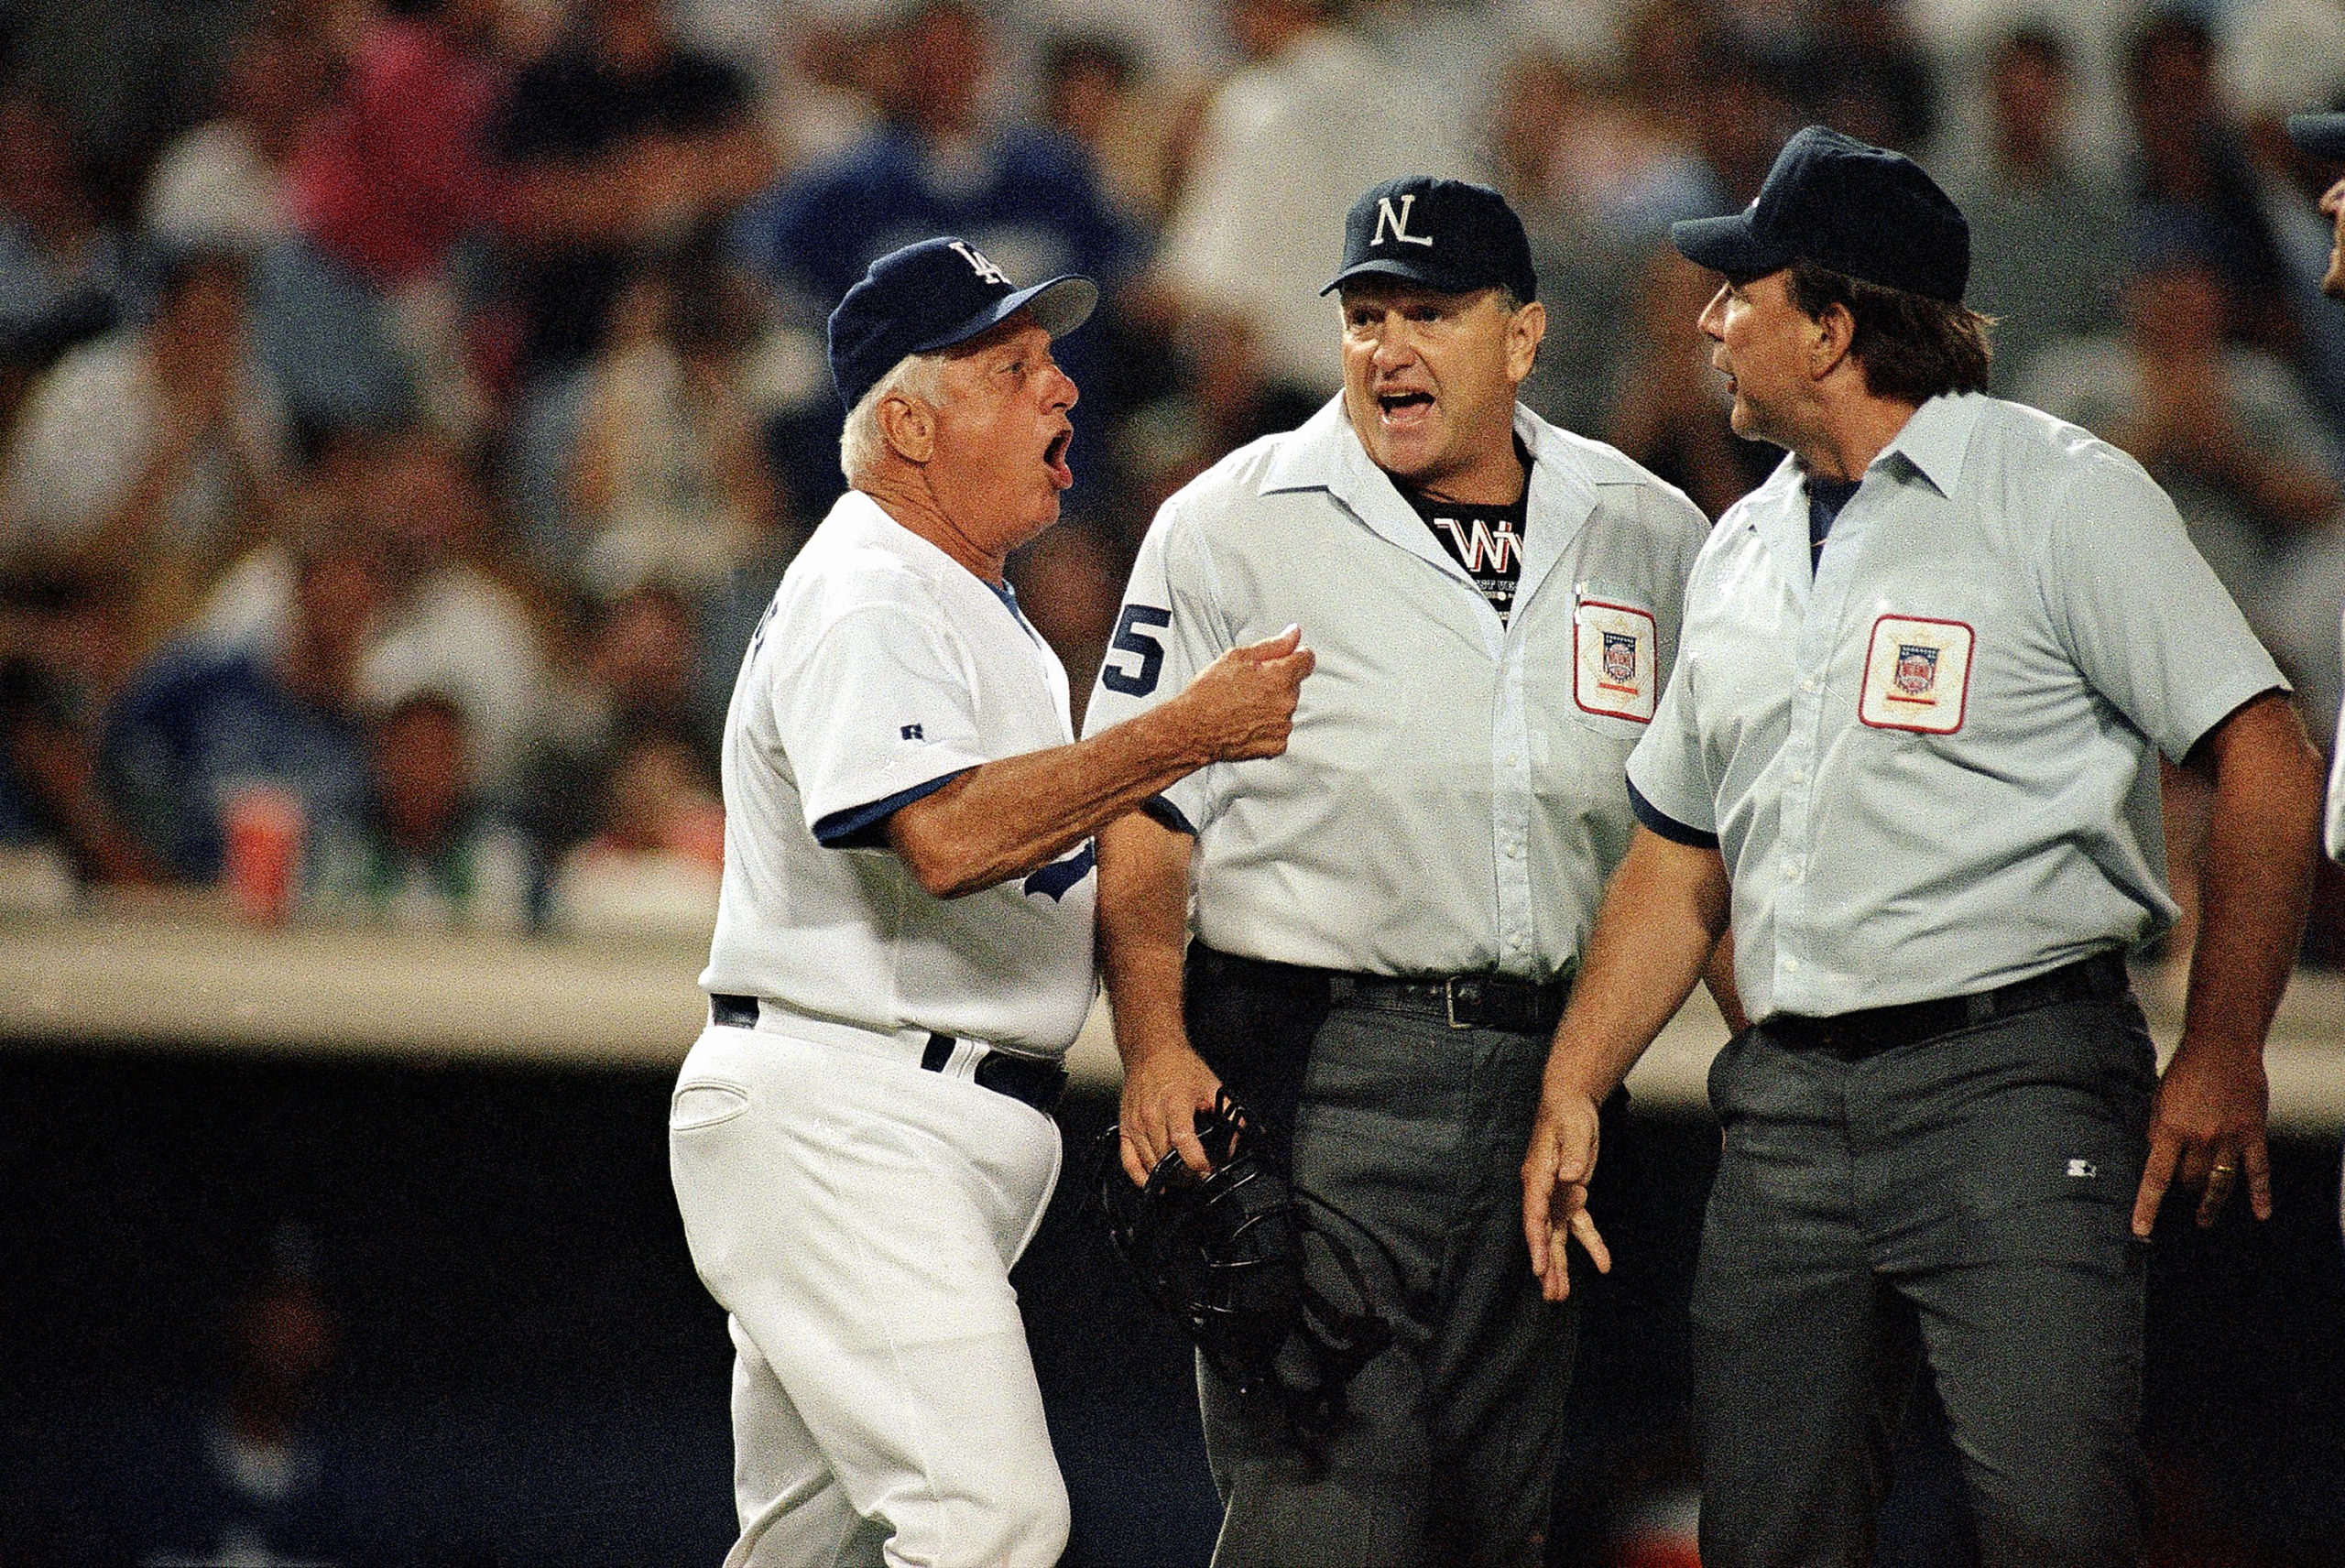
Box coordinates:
[1190,996,1580,1568]
[1693,996,2158,1568]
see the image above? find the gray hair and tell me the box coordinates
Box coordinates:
[839,349,952,482]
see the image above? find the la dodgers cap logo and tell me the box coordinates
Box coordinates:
[828,237,1099,411]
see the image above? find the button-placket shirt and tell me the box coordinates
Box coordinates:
[1084,397,1707,980]
[1628,392,2285,1022]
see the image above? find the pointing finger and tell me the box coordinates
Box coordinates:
[2245,1138,2274,1221]
[1239,625,1303,660]
[1569,1205,1611,1276]
[2132,1127,2181,1237]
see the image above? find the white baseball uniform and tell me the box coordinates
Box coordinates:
[670,487,1095,1568]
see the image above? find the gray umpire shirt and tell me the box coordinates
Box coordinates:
[1628,391,2285,1023]
[1084,396,1707,981]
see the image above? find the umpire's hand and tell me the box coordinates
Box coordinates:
[1119,1042,1224,1185]
[2130,1032,2274,1236]
[1522,1084,1614,1302]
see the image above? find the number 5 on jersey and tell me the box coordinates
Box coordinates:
[1102,604,1172,695]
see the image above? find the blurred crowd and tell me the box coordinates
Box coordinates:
[4,0,2345,950]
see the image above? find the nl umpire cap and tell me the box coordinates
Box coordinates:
[2289,113,2345,162]
[1672,125,1970,305]
[827,237,1098,412]
[1322,176,1539,303]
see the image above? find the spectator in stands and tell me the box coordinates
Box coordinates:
[2125,9,2296,350]
[1606,245,1776,520]
[518,580,709,866]
[1153,0,1478,399]
[99,525,381,886]
[307,688,531,931]
[0,90,136,388]
[1487,48,1642,439]
[0,245,288,649]
[1007,519,1124,729]
[2013,219,2345,749]
[741,1,1136,507]
[119,1226,378,1568]
[0,643,160,906]
[747,1,1133,315]
[269,0,515,438]
[1110,306,1321,535]
[543,724,724,942]
[490,0,771,375]
[567,255,779,596]
[1763,0,1937,155]
[202,430,547,796]
[1952,25,2132,391]
[142,15,329,254]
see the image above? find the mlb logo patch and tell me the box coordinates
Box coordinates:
[1860,615,1974,734]
[1573,595,1657,724]
[1602,631,1639,685]
[1894,644,1938,696]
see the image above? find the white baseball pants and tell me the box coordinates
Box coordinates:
[668,1018,1067,1568]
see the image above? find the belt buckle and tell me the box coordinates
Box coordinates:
[1445,977,1475,1030]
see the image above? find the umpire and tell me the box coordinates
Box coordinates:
[1087,177,1713,1566]
[1522,127,2322,1568]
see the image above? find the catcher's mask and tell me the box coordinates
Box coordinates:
[1096,1089,1391,1447]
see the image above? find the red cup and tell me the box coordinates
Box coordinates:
[223,785,305,923]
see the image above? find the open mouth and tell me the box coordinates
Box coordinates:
[1043,429,1074,489]
[1377,389,1434,424]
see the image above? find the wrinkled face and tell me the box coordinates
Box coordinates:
[1339,278,1539,493]
[2322,176,2345,301]
[1697,269,1818,449]
[925,314,1079,552]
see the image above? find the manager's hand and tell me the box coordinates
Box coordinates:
[1522,1083,1613,1302]
[1168,626,1314,764]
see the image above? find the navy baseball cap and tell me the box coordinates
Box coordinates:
[2289,113,2345,162]
[827,237,1098,411]
[1672,125,1971,304]
[1322,176,1539,303]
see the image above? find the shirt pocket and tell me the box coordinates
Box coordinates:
[1561,584,1660,742]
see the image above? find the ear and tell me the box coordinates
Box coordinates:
[879,393,935,464]
[1506,299,1548,384]
[1809,300,1856,382]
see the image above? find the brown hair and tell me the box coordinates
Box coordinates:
[1784,261,1994,404]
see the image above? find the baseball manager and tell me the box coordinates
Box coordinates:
[1522,127,2321,1568]
[668,237,1312,1568]
[1087,176,1714,1566]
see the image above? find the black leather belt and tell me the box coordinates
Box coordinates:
[1762,952,2129,1060]
[709,994,1068,1115]
[1190,946,1571,1036]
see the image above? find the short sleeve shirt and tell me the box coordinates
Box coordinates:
[1628,392,2285,1021]
[1082,397,1708,980]
[700,491,1097,1054]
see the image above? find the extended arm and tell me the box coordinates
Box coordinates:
[1522,826,1733,1300]
[2131,690,2319,1234]
[887,627,1311,899]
